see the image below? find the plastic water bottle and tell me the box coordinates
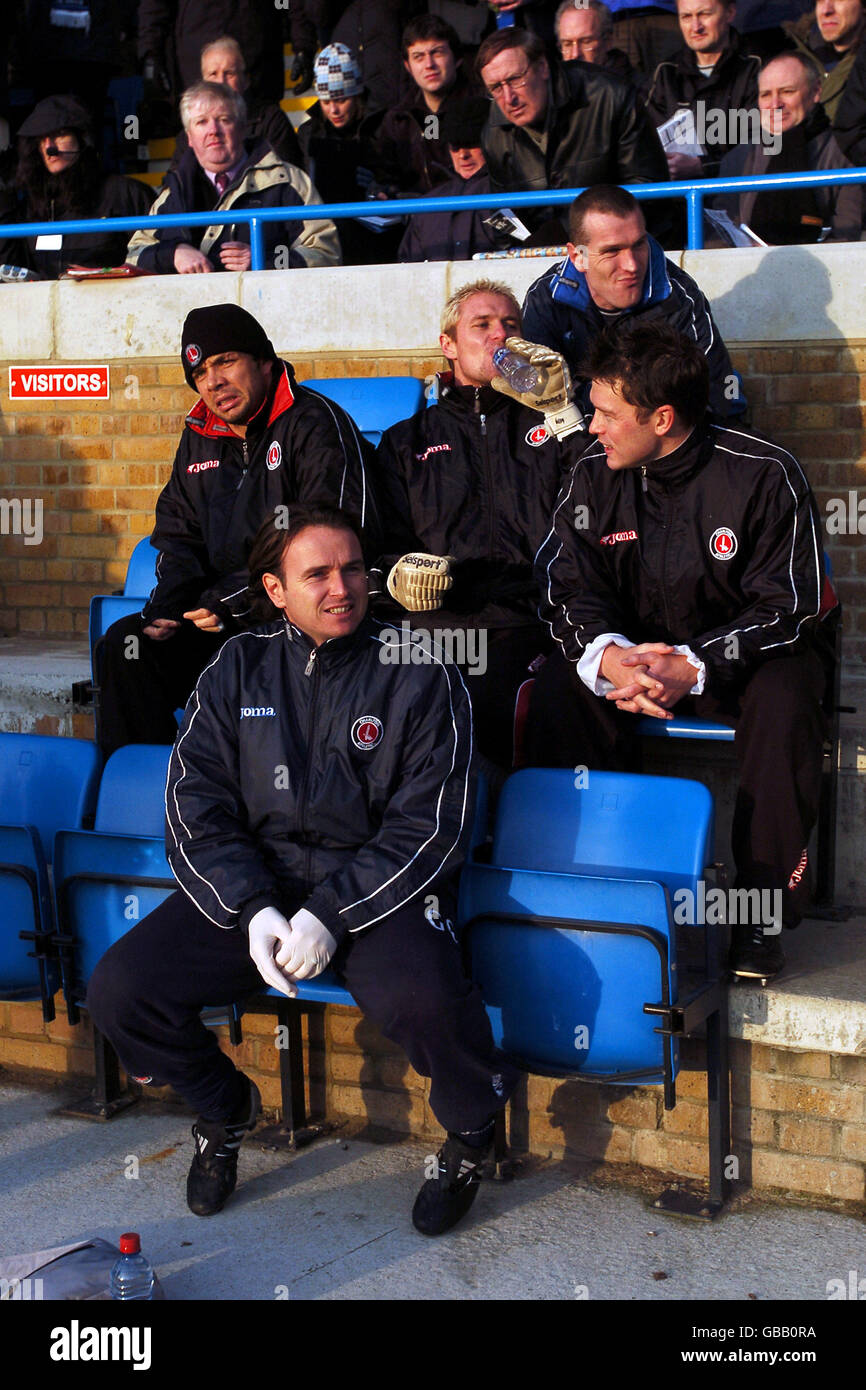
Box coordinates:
[492,347,541,393]
[109,1233,155,1301]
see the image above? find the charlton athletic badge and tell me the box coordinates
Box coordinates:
[709,526,738,560]
[352,715,383,750]
[266,440,282,470]
[185,343,202,368]
[525,423,549,447]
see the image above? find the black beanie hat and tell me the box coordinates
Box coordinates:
[181,304,276,389]
[440,97,490,150]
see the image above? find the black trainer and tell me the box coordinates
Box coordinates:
[729,921,785,984]
[186,1074,261,1217]
[412,1133,491,1237]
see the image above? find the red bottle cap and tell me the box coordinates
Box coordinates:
[119,1233,141,1254]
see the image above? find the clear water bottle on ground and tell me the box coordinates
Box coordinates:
[109,1233,155,1301]
[492,347,541,394]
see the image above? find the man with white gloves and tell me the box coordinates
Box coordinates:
[88,505,518,1236]
[374,278,588,769]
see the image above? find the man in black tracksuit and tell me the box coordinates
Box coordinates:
[97,304,378,755]
[527,320,836,982]
[373,278,587,770]
[88,507,517,1236]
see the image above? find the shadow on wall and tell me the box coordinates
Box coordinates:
[712,249,864,617]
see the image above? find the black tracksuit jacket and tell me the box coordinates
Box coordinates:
[535,420,826,693]
[373,378,580,627]
[142,361,378,625]
[165,614,475,943]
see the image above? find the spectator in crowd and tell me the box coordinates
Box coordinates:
[0,95,153,280]
[126,82,340,273]
[90,504,514,1236]
[716,51,862,240]
[398,98,504,262]
[138,0,285,104]
[832,13,866,157]
[784,0,865,120]
[528,320,835,983]
[289,1,422,112]
[476,27,670,243]
[297,43,403,265]
[607,0,682,73]
[646,0,762,178]
[521,185,742,418]
[555,0,643,91]
[170,36,305,172]
[22,0,125,141]
[372,278,587,771]
[373,14,480,195]
[96,305,378,756]
[483,0,559,48]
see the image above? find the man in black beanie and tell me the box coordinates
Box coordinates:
[96,303,380,756]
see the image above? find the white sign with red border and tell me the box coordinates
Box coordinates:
[9,365,110,400]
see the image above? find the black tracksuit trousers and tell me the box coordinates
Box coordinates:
[86,888,519,1136]
[95,614,230,758]
[525,647,829,921]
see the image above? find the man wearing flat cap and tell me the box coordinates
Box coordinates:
[96,304,380,756]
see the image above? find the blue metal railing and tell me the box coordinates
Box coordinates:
[1,167,864,266]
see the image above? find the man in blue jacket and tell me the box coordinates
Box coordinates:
[88,506,517,1236]
[522,184,743,419]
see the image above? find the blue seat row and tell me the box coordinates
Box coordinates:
[1,730,729,1212]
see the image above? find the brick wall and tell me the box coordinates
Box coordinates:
[3,996,864,1204]
[1,343,865,657]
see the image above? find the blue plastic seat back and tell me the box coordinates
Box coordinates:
[493,768,713,900]
[53,829,174,999]
[89,595,145,663]
[94,745,172,836]
[0,824,55,999]
[300,376,425,445]
[54,746,174,1000]
[460,865,677,1083]
[124,538,159,597]
[0,734,100,858]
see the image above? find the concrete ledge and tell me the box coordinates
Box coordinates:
[730,916,866,1055]
[3,243,866,361]
[0,636,91,736]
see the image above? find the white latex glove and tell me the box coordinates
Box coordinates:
[275,907,338,981]
[490,335,587,438]
[248,906,298,998]
[386,552,454,612]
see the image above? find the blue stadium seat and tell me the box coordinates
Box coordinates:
[492,767,713,899]
[123,538,159,598]
[0,735,100,1022]
[87,538,158,663]
[300,376,425,445]
[458,767,730,1216]
[53,745,174,1014]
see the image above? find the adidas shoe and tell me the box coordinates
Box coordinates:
[186,1074,261,1217]
[412,1132,490,1237]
